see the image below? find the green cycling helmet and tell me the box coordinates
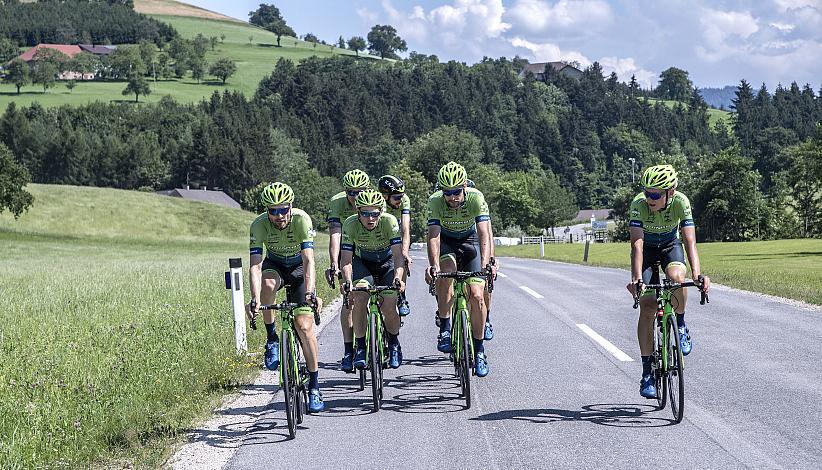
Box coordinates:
[641,164,678,190]
[260,182,294,207]
[343,169,370,189]
[355,189,385,209]
[437,161,467,189]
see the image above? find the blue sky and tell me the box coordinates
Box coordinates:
[187,1,822,90]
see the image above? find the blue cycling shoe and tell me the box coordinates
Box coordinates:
[353,348,367,370]
[388,343,403,369]
[640,374,657,399]
[307,388,324,413]
[474,352,489,377]
[437,331,452,353]
[398,300,411,317]
[264,341,280,370]
[340,352,354,373]
[484,321,494,341]
[679,326,692,356]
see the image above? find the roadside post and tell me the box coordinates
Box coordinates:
[540,235,545,257]
[583,233,590,263]
[225,258,247,354]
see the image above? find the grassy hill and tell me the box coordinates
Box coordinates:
[647,98,732,128]
[0,184,333,468]
[0,0,376,108]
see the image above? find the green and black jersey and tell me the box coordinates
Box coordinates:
[341,213,401,262]
[629,191,694,247]
[426,187,490,239]
[249,208,315,265]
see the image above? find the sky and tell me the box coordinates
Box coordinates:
[186,0,822,90]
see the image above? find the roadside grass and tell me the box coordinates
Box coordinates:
[0,185,334,468]
[495,239,822,305]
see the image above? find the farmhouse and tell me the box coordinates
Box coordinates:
[519,61,583,81]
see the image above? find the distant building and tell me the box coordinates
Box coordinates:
[575,209,613,221]
[518,61,583,81]
[13,43,117,80]
[156,188,241,210]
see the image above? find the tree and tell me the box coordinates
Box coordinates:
[4,58,29,94]
[0,142,34,219]
[388,158,430,241]
[782,139,822,237]
[303,33,319,48]
[190,58,206,83]
[32,61,58,93]
[657,67,693,101]
[192,33,209,60]
[367,24,407,59]
[210,36,218,51]
[138,40,156,74]
[122,73,150,102]
[220,34,226,43]
[70,52,97,80]
[0,37,18,63]
[248,3,295,47]
[65,79,76,93]
[209,57,237,84]
[348,36,366,56]
[337,36,346,49]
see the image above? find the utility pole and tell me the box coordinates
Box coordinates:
[628,157,636,183]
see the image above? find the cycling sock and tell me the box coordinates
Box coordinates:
[641,356,652,376]
[265,322,279,343]
[472,338,484,354]
[439,317,451,333]
[355,337,366,350]
[344,341,354,355]
[387,332,399,346]
[486,310,491,322]
[677,312,686,327]
[308,370,319,390]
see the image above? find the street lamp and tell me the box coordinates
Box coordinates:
[628,157,636,183]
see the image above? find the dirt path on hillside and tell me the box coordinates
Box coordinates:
[134,0,243,23]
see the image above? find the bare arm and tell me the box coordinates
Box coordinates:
[249,254,264,304]
[340,250,354,286]
[427,224,441,270]
[629,227,644,282]
[401,213,411,259]
[680,226,700,278]
[477,220,491,268]
[301,248,316,296]
[391,244,405,282]
[328,222,342,269]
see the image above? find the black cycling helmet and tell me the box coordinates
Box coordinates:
[378,175,405,194]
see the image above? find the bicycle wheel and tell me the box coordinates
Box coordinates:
[666,315,685,423]
[654,317,667,410]
[296,365,306,425]
[368,310,382,411]
[280,329,297,439]
[459,309,472,409]
[358,369,365,391]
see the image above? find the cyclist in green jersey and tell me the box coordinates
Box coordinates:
[340,189,407,369]
[425,162,497,377]
[246,182,325,412]
[625,165,711,399]
[378,175,412,316]
[326,169,371,373]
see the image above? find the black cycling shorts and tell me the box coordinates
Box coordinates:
[262,258,307,303]
[440,232,482,273]
[641,239,686,284]
[352,255,395,288]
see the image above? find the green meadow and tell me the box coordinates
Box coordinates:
[0,14,377,109]
[496,239,822,305]
[0,184,335,468]
[646,98,731,128]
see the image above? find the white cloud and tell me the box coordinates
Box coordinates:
[598,56,657,88]
[356,7,379,23]
[506,0,612,34]
[773,0,822,13]
[698,8,760,62]
[769,21,796,31]
[509,36,591,66]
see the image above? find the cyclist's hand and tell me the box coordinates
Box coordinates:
[403,252,413,267]
[426,265,438,285]
[324,266,338,288]
[627,280,643,298]
[393,278,405,293]
[697,275,711,294]
[245,299,258,321]
[340,281,351,295]
[313,296,323,314]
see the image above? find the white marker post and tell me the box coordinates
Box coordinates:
[226,258,247,354]
[539,235,545,258]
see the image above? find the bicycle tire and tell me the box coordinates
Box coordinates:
[296,364,306,425]
[666,315,685,423]
[358,369,365,391]
[369,310,382,411]
[460,309,472,409]
[281,329,297,439]
[655,316,667,410]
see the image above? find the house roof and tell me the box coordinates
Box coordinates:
[156,189,241,210]
[78,44,116,55]
[18,44,83,62]
[520,61,583,77]
[575,209,613,221]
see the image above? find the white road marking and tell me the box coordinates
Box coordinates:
[496,272,508,278]
[519,285,544,299]
[576,324,634,362]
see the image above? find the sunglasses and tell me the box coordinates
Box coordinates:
[346,190,363,197]
[390,194,404,201]
[643,189,665,200]
[442,187,463,197]
[359,210,381,218]
[268,206,290,216]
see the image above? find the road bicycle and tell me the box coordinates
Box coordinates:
[633,263,708,423]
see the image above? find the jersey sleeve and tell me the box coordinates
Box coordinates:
[471,191,491,223]
[401,194,411,215]
[426,195,441,227]
[294,212,315,250]
[676,193,695,228]
[629,196,644,229]
[326,198,341,224]
[386,215,402,246]
[340,218,355,252]
[249,219,265,256]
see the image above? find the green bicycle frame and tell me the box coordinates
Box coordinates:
[278,309,305,390]
[451,280,474,363]
[364,292,387,366]
[653,289,676,373]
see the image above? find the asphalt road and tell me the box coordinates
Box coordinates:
[225,255,822,469]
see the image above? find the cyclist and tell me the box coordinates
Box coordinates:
[340,189,407,369]
[425,162,496,377]
[246,182,325,413]
[625,164,711,399]
[378,175,412,316]
[326,169,370,373]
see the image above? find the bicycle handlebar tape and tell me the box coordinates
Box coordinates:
[228,258,247,354]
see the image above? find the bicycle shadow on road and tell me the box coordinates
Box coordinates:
[471,403,676,428]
